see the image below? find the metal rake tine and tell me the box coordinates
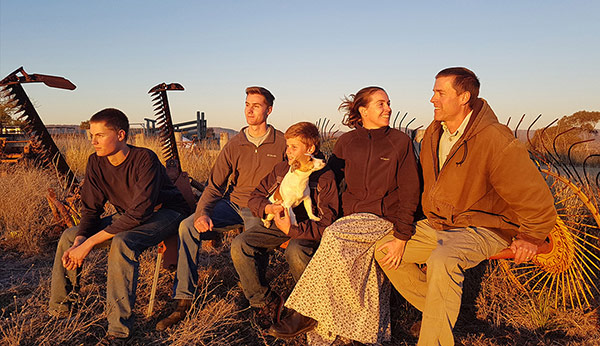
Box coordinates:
[393,111,400,128]
[404,118,416,134]
[514,114,526,137]
[583,154,600,190]
[567,139,595,187]
[398,112,408,130]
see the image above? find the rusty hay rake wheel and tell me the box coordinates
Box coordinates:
[497,115,600,310]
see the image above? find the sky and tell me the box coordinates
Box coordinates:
[1,1,599,133]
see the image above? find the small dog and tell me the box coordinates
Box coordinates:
[262,156,326,228]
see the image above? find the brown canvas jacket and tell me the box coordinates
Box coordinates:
[420,98,557,245]
[194,125,286,220]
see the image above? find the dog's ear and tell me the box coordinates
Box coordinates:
[291,160,301,172]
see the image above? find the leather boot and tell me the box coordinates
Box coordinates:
[268,309,317,338]
[252,291,284,330]
[156,299,193,331]
[409,320,422,338]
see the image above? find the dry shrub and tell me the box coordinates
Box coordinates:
[166,276,241,346]
[0,162,68,254]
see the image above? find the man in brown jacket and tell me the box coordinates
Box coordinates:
[157,86,286,331]
[375,67,557,346]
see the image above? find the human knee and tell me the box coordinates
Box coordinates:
[109,233,135,260]
[58,226,80,247]
[285,241,313,272]
[284,242,308,264]
[178,215,197,240]
[230,233,248,263]
[426,247,460,274]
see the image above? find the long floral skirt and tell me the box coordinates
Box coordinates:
[285,213,393,345]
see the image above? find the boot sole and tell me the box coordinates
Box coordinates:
[267,319,317,339]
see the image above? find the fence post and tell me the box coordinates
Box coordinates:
[196,111,207,139]
[220,132,229,150]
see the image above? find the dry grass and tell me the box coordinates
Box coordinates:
[131,134,220,183]
[53,134,94,179]
[53,133,220,183]
[1,134,600,345]
[0,162,69,254]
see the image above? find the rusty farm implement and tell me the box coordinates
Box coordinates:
[0,67,80,230]
[488,115,600,310]
[146,82,207,316]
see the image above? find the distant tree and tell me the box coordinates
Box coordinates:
[206,128,215,139]
[80,120,90,130]
[0,96,23,129]
[530,110,600,163]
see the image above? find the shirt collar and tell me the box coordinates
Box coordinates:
[441,110,473,138]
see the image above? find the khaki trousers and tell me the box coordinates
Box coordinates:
[375,219,508,346]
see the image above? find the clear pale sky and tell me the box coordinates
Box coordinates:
[1,1,598,132]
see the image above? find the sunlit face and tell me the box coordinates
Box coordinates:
[359,90,391,129]
[244,93,272,126]
[89,121,126,157]
[285,136,315,166]
[430,76,468,123]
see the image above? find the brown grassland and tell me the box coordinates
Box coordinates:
[0,134,599,345]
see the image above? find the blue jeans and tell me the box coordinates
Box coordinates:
[230,220,319,307]
[49,209,185,338]
[173,199,244,300]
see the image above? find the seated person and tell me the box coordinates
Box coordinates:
[156,86,286,331]
[231,121,339,330]
[49,108,190,345]
[270,87,420,345]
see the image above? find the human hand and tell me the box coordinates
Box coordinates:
[61,236,87,270]
[274,208,291,235]
[510,238,538,264]
[377,238,407,270]
[265,202,284,216]
[194,215,214,233]
[65,241,93,270]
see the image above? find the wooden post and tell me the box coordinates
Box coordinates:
[220,132,229,150]
[196,111,201,139]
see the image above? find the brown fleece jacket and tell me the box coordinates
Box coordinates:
[420,98,557,245]
[194,125,286,220]
[329,125,421,240]
[248,157,339,241]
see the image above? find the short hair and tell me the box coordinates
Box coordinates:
[89,108,130,140]
[245,86,275,107]
[436,67,480,108]
[338,86,386,129]
[285,121,320,152]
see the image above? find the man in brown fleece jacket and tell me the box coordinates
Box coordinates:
[375,67,557,346]
[157,86,286,331]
